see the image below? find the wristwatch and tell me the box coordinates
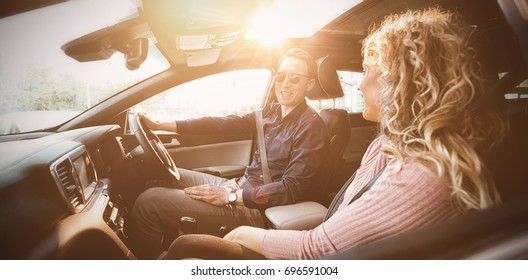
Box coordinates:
[227,188,238,205]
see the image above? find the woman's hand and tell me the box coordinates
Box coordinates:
[223,226,266,255]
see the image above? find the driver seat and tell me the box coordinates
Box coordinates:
[304,55,350,205]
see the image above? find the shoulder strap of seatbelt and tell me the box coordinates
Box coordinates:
[323,170,356,221]
[256,109,272,184]
[324,165,387,221]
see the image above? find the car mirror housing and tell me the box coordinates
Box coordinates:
[125,38,148,70]
[61,14,151,65]
[62,0,270,68]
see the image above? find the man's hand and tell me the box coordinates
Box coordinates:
[138,113,176,132]
[184,184,231,207]
[138,113,160,130]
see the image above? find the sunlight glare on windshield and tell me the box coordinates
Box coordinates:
[245,0,362,44]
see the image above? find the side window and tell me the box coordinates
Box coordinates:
[307,70,364,113]
[133,69,272,121]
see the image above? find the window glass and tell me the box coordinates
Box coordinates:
[133,69,271,121]
[0,0,170,135]
[307,70,364,113]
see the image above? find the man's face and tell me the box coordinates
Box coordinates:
[274,57,315,109]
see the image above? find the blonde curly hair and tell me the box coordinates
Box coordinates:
[362,7,505,211]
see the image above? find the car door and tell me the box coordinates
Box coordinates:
[132,69,272,178]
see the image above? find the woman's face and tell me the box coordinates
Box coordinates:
[358,63,383,122]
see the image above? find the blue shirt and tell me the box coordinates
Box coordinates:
[176,101,329,209]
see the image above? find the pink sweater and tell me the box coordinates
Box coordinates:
[262,136,460,259]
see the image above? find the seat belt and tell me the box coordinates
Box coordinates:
[324,165,387,221]
[256,109,272,184]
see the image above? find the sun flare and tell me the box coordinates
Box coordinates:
[245,0,363,44]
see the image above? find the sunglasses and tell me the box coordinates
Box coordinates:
[274,71,311,84]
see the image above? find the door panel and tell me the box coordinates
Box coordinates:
[168,139,252,178]
[157,132,253,179]
[343,126,378,166]
[343,113,378,168]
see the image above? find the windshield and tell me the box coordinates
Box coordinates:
[0,0,169,135]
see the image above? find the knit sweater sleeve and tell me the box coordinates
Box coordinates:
[261,158,460,260]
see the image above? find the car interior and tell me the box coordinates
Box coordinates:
[0,0,527,260]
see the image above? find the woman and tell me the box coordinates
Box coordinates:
[165,7,505,260]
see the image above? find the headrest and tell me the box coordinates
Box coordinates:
[306,55,345,100]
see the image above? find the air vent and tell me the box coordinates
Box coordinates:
[116,136,126,153]
[55,159,83,211]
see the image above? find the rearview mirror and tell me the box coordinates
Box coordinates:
[124,38,148,70]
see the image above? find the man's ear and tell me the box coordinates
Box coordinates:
[306,78,316,91]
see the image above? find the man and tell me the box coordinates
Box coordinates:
[128,48,329,259]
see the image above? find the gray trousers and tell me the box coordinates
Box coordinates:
[127,168,264,259]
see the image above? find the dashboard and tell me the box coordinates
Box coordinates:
[0,125,134,259]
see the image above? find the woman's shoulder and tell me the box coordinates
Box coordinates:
[354,157,460,221]
[381,157,449,196]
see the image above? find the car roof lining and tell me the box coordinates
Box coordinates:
[0,0,67,19]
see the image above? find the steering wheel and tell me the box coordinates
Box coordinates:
[129,113,180,181]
